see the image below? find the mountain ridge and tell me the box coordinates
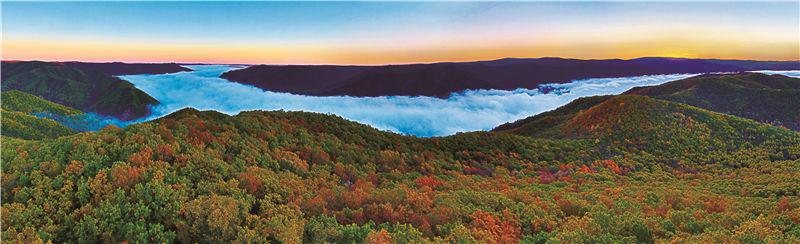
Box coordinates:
[1,61,160,120]
[624,72,800,130]
[220,57,799,97]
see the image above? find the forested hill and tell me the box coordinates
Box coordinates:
[495,94,799,165]
[1,61,159,120]
[220,57,799,97]
[3,99,799,242]
[61,61,192,76]
[1,90,81,140]
[624,72,800,130]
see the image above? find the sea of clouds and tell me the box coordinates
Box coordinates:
[112,66,799,137]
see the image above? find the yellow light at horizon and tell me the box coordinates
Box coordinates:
[3,29,798,65]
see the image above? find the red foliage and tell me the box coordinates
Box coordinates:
[414,176,444,189]
[238,172,263,196]
[155,144,175,162]
[186,119,218,146]
[559,164,575,171]
[777,197,795,212]
[156,124,174,142]
[597,160,623,175]
[333,163,356,183]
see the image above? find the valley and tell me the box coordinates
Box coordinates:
[2,59,800,243]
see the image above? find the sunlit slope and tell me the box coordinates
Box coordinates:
[625,72,800,130]
[2,90,82,117]
[493,95,613,138]
[495,95,800,166]
[1,110,76,140]
[1,90,80,139]
[1,61,159,120]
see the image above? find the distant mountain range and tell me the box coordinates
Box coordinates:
[61,61,191,75]
[221,57,800,97]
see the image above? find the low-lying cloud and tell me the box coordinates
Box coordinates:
[35,111,149,132]
[116,66,799,137]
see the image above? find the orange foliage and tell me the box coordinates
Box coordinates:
[155,144,175,162]
[414,176,444,189]
[556,197,582,216]
[468,210,521,244]
[534,197,550,211]
[65,160,84,175]
[365,229,392,244]
[777,197,795,212]
[110,165,145,189]
[703,197,727,214]
[128,147,153,167]
[156,124,174,142]
[596,160,623,175]
[579,165,596,174]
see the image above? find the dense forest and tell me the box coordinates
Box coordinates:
[2,73,800,243]
[625,73,800,130]
[1,90,81,140]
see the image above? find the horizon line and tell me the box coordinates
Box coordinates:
[4,56,800,66]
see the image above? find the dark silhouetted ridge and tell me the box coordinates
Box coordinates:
[221,57,799,97]
[62,61,192,75]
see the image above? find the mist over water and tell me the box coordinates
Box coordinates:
[118,66,800,137]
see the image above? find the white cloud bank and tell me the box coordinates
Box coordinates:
[118,66,800,137]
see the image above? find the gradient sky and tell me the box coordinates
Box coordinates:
[2,1,798,64]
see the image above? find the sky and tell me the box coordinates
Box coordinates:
[2,1,799,64]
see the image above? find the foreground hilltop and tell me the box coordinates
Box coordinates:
[4,94,799,242]
[220,57,799,97]
[1,61,160,120]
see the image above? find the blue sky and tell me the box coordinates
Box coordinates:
[3,1,798,64]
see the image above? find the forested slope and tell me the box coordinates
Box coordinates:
[1,61,159,120]
[625,72,800,130]
[1,90,80,140]
[3,102,799,242]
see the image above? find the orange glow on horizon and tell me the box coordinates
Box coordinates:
[3,34,799,65]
